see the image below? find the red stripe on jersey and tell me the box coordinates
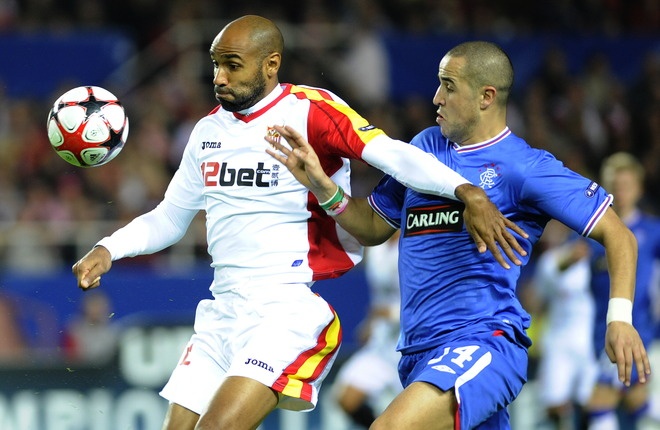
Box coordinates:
[306,193,356,280]
[455,406,461,430]
[272,305,342,401]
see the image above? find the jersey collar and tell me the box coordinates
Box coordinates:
[452,127,511,153]
[232,84,288,123]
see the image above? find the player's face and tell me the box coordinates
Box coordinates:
[432,55,481,145]
[210,33,268,112]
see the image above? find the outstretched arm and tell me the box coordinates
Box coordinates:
[266,125,528,268]
[72,200,198,290]
[589,208,651,386]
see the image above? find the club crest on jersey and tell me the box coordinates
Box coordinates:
[478,163,501,189]
[585,181,600,198]
[404,202,464,237]
[265,126,281,143]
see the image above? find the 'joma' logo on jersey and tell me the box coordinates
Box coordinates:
[404,203,464,237]
[244,357,274,372]
[201,161,278,187]
[201,141,222,149]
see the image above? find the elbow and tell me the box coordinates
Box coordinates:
[624,228,638,258]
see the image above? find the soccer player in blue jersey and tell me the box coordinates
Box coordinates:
[267,41,651,429]
[585,152,660,430]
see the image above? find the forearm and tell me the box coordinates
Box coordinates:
[97,200,197,260]
[314,180,395,246]
[590,209,638,302]
[361,136,469,200]
[602,227,638,301]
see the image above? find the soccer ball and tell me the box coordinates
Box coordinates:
[47,86,129,167]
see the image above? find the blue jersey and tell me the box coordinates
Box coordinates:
[589,211,660,354]
[369,127,613,355]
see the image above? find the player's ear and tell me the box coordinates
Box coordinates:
[480,85,497,109]
[265,52,281,77]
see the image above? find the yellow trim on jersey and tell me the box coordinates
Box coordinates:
[289,85,386,144]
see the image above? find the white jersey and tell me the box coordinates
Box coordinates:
[534,242,594,345]
[533,239,597,406]
[365,238,400,314]
[165,84,387,292]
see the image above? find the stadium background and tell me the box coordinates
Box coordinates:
[0,0,658,429]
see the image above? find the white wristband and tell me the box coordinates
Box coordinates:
[606,298,633,325]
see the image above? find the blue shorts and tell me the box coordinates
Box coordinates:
[398,329,528,429]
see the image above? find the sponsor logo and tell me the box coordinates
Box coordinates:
[404,203,464,237]
[585,181,600,198]
[201,161,279,187]
[201,141,222,150]
[358,124,376,132]
[244,357,274,372]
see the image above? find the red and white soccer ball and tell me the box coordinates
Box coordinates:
[47,86,129,167]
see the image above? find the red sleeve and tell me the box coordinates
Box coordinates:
[306,99,388,173]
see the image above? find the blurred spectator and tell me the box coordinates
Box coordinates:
[0,294,28,363]
[332,232,402,429]
[62,290,119,365]
[531,220,597,430]
[585,152,660,429]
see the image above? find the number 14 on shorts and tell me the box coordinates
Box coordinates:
[428,345,482,374]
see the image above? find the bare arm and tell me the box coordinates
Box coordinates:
[589,207,651,385]
[266,125,528,268]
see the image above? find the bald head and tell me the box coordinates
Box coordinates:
[218,15,284,62]
[209,15,284,111]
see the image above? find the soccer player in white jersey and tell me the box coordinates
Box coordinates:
[532,220,598,429]
[267,41,651,429]
[71,16,528,430]
[333,231,403,428]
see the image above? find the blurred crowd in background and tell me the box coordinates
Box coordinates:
[0,0,658,362]
[0,0,658,275]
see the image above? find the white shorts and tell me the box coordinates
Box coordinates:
[536,341,598,407]
[160,283,341,414]
[335,348,401,397]
[334,319,402,408]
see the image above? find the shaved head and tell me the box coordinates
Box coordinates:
[209,15,284,112]
[219,15,284,62]
[445,41,513,105]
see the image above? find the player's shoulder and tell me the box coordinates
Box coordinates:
[286,83,348,105]
[410,126,443,150]
[506,133,563,170]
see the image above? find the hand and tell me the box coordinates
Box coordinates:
[265,125,337,201]
[72,246,112,290]
[456,184,528,269]
[605,322,651,386]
